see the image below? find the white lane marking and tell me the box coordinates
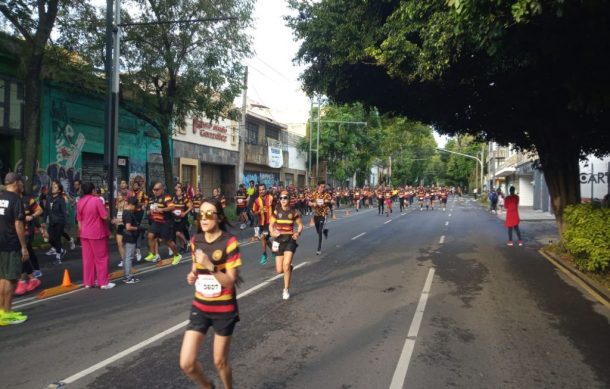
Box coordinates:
[384,219,392,224]
[352,232,366,240]
[53,262,310,386]
[439,235,445,244]
[401,213,406,216]
[448,213,452,217]
[445,221,449,226]
[389,267,435,389]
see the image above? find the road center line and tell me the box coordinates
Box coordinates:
[448,213,452,217]
[439,235,445,244]
[445,221,449,226]
[384,219,392,224]
[389,267,435,389]
[52,262,310,386]
[352,232,366,240]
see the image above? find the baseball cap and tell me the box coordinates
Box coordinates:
[4,172,27,185]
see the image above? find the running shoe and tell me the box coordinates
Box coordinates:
[59,248,67,259]
[260,253,267,265]
[100,282,116,290]
[316,250,321,255]
[33,270,43,278]
[53,258,62,265]
[507,241,514,246]
[282,289,290,300]
[240,223,246,230]
[26,278,41,292]
[136,248,142,262]
[69,238,76,250]
[518,240,524,247]
[45,248,57,256]
[323,228,328,239]
[124,277,140,284]
[172,254,182,265]
[14,280,27,296]
[118,261,124,268]
[0,311,27,325]
[144,253,159,262]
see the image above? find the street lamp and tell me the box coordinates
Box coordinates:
[437,148,484,194]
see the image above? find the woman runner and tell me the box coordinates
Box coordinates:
[180,198,241,389]
[269,190,303,300]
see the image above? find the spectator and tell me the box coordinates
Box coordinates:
[0,172,29,325]
[504,186,523,247]
[77,182,114,289]
[488,188,498,213]
[121,197,141,284]
[47,180,70,264]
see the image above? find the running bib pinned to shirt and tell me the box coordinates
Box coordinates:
[272,240,280,252]
[195,274,222,298]
[316,199,325,206]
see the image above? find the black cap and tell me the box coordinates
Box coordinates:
[4,172,27,185]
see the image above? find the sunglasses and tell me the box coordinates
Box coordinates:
[279,196,289,200]
[199,210,218,220]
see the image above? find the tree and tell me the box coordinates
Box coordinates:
[287,0,610,234]
[1,0,61,191]
[63,0,254,188]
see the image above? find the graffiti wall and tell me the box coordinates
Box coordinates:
[35,84,163,198]
[244,171,280,188]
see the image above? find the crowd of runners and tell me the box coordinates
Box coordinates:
[1,172,460,388]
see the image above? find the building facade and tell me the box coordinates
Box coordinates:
[173,115,239,198]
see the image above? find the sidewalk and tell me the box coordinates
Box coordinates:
[495,205,555,222]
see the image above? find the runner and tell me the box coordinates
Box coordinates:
[121,197,141,283]
[127,179,148,262]
[384,188,393,217]
[252,183,275,264]
[235,184,248,230]
[112,191,127,268]
[144,182,181,265]
[269,190,303,300]
[308,181,333,255]
[180,197,241,389]
[13,189,42,295]
[173,185,193,254]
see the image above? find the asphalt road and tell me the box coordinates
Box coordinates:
[1,197,609,389]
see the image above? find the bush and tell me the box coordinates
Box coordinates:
[563,203,610,272]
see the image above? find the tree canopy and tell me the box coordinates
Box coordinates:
[287,0,610,231]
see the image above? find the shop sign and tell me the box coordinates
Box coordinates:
[268,146,283,168]
[184,117,228,142]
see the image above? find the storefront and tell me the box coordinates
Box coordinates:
[173,115,239,197]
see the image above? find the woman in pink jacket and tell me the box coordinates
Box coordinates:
[76,182,114,289]
[504,186,523,247]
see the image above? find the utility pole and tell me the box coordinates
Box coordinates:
[237,66,248,188]
[307,98,313,187]
[316,95,321,184]
[104,0,119,227]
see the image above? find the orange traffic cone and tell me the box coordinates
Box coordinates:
[62,269,72,287]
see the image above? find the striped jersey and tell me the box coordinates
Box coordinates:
[310,191,332,217]
[270,206,300,235]
[149,194,173,223]
[190,232,241,315]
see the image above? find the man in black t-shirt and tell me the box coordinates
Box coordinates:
[0,172,29,325]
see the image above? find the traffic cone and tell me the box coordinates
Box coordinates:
[62,269,72,287]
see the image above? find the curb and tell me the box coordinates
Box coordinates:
[539,249,610,309]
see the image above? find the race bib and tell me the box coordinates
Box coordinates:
[195,274,222,298]
[173,210,182,216]
[272,240,280,252]
[316,199,325,206]
[117,211,123,219]
[237,199,244,204]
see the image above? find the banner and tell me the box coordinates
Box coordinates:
[268,146,283,168]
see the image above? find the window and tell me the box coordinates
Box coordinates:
[246,122,258,145]
[0,78,24,136]
[266,126,279,140]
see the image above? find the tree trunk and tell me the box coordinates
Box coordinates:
[21,53,43,194]
[158,120,174,191]
[537,139,581,237]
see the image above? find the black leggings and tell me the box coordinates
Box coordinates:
[378,200,384,214]
[314,216,326,251]
[22,235,40,274]
[508,225,522,241]
[49,223,66,252]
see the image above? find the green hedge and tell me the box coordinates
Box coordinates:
[563,203,610,272]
